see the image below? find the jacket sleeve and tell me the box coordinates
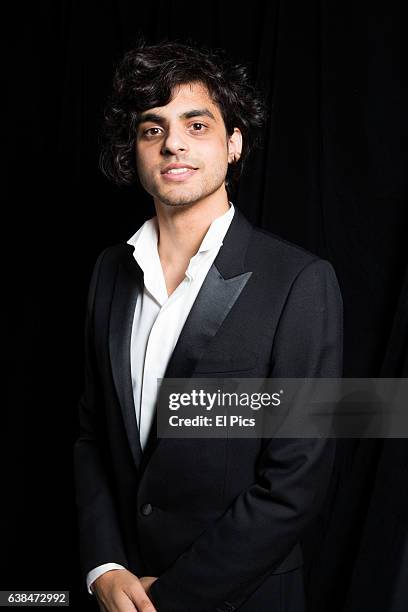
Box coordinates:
[149,259,343,612]
[73,250,130,583]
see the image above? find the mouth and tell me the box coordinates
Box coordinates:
[160,165,199,182]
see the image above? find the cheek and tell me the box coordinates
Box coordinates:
[136,150,154,178]
[201,139,229,165]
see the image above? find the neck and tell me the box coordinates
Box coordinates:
[154,187,230,267]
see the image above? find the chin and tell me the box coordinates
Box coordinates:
[160,198,199,207]
[157,189,205,208]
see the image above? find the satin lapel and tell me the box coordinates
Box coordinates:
[109,251,143,469]
[167,208,254,379]
[165,265,253,378]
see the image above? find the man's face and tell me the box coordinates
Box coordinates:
[135,82,242,207]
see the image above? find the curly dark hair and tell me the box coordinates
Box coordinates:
[99,39,266,196]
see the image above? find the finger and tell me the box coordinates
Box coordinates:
[111,591,139,612]
[135,599,156,612]
[97,592,135,612]
[124,588,156,612]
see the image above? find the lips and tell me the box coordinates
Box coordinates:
[161,163,198,175]
[160,163,199,182]
[164,167,194,175]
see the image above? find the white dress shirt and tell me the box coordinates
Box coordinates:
[86,203,235,594]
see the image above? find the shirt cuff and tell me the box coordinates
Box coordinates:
[86,563,127,595]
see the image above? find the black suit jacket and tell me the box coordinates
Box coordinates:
[74,208,343,611]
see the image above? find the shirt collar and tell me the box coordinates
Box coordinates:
[186,203,234,279]
[195,202,235,253]
[127,202,235,297]
[128,216,167,303]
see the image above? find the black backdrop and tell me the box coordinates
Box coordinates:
[6,1,408,610]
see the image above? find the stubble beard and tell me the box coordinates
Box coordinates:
[148,167,227,208]
[157,188,210,207]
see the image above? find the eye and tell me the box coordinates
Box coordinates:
[143,127,163,138]
[190,122,207,132]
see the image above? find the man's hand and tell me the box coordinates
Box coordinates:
[92,568,157,612]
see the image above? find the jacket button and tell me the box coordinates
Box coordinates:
[141,503,153,516]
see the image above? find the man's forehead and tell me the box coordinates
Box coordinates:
[172,81,212,99]
[142,82,220,119]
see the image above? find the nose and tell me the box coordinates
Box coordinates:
[161,125,189,156]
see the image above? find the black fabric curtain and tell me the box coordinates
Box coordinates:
[7,1,408,610]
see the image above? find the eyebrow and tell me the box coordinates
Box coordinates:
[138,108,216,125]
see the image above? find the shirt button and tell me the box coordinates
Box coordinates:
[140,503,153,516]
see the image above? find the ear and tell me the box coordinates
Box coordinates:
[227,128,243,163]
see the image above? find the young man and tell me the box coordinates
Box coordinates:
[74,41,343,612]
